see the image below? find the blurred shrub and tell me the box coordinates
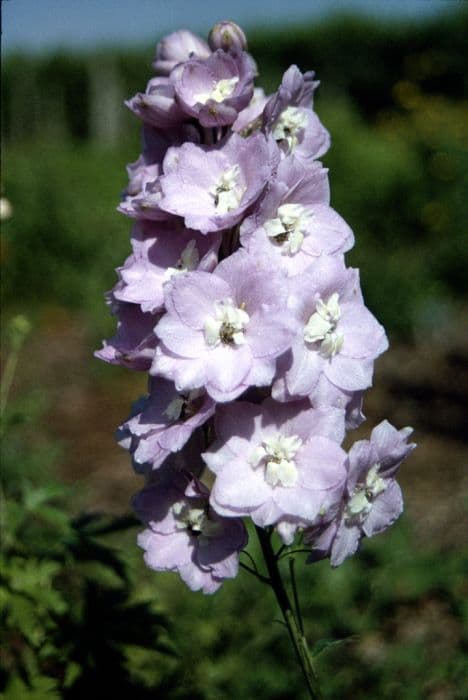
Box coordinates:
[1,143,133,330]
[320,92,468,336]
[0,324,198,699]
[2,10,467,339]
[0,481,191,699]
[3,95,466,339]
[2,10,467,142]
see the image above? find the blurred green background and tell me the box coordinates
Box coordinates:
[1,8,467,699]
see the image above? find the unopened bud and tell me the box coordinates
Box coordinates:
[208,21,248,52]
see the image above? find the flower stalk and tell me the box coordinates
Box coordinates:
[256,526,323,700]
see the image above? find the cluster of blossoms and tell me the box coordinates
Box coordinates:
[97,22,415,594]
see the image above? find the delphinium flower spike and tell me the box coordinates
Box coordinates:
[96,21,416,698]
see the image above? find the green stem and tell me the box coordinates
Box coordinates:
[256,526,323,700]
[1,316,31,422]
[289,557,304,635]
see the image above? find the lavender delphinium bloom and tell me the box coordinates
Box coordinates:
[95,295,159,371]
[152,29,211,75]
[134,471,247,594]
[119,158,164,220]
[203,398,347,535]
[113,220,220,313]
[118,124,201,221]
[119,376,215,471]
[306,420,416,566]
[152,251,295,402]
[272,255,388,404]
[126,76,188,129]
[240,157,354,275]
[263,65,330,162]
[158,132,279,234]
[173,49,255,127]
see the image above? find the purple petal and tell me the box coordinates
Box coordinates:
[363,481,404,537]
[330,521,361,566]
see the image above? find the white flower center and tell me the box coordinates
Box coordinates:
[163,240,200,282]
[194,76,239,105]
[273,106,308,151]
[209,164,244,214]
[172,500,223,539]
[345,464,387,522]
[263,203,311,254]
[204,298,249,347]
[250,433,302,488]
[163,388,203,421]
[303,293,344,358]
[139,184,163,210]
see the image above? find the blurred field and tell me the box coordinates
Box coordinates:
[1,9,467,699]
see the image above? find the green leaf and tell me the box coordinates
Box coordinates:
[2,673,60,699]
[311,636,356,659]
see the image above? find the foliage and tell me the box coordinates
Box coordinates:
[2,9,467,141]
[0,332,195,699]
[320,93,468,336]
[134,522,467,700]
[2,11,467,339]
[0,478,190,698]
[3,88,467,340]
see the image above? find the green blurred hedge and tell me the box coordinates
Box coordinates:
[2,10,467,338]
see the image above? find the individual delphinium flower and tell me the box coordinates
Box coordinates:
[157,131,279,233]
[95,293,159,371]
[112,219,220,313]
[118,376,215,472]
[172,49,255,127]
[240,156,354,276]
[263,65,330,162]
[203,398,348,536]
[134,468,247,594]
[126,76,188,130]
[305,421,416,566]
[118,157,162,220]
[118,124,201,220]
[152,29,211,75]
[272,254,388,405]
[152,250,295,402]
[132,31,257,132]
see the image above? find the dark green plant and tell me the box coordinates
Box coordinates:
[0,319,197,699]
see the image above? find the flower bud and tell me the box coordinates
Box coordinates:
[208,21,248,52]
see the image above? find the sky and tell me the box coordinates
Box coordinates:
[2,0,460,54]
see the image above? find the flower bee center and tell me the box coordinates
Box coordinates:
[303,292,344,358]
[209,164,244,214]
[345,464,387,522]
[249,433,302,488]
[164,389,204,421]
[273,106,308,151]
[264,203,310,255]
[172,500,223,539]
[194,76,239,105]
[204,299,249,347]
[163,239,200,282]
